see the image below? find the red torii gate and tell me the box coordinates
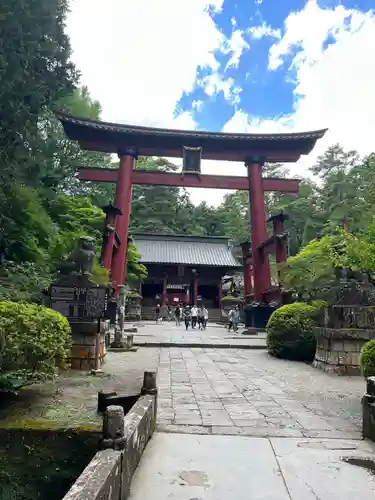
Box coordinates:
[57,113,326,302]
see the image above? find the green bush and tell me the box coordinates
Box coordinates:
[0,302,72,393]
[360,340,375,378]
[266,302,318,361]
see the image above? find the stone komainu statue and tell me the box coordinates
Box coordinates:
[62,236,96,276]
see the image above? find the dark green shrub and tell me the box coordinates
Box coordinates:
[266,302,318,361]
[360,340,375,378]
[0,301,71,393]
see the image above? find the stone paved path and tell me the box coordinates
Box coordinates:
[156,347,364,438]
[133,322,267,348]
[127,344,375,499]
[129,433,375,500]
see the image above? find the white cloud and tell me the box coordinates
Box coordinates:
[192,100,204,111]
[248,22,281,41]
[66,0,224,128]
[267,1,375,163]
[221,29,250,69]
[201,73,242,104]
[221,2,375,181]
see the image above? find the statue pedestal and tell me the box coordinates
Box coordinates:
[69,320,110,370]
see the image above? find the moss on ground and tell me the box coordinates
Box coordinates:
[0,423,100,500]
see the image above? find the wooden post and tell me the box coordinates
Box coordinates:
[246,157,271,301]
[218,283,223,306]
[194,278,198,306]
[111,149,136,290]
[101,204,122,270]
[162,278,167,305]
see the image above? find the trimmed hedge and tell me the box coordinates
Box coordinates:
[266,302,318,362]
[0,301,71,393]
[360,340,375,378]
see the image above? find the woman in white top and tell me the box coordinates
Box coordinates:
[191,305,198,329]
[203,307,208,329]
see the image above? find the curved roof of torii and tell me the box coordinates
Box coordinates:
[57,112,327,163]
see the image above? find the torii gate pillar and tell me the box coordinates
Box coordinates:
[110,148,136,290]
[247,157,271,301]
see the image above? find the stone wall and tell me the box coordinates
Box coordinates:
[62,450,122,500]
[313,327,375,375]
[62,373,157,500]
[69,320,110,370]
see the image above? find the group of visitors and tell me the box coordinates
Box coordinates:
[181,305,208,330]
[155,303,208,330]
[155,303,240,332]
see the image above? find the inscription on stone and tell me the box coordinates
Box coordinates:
[50,285,107,319]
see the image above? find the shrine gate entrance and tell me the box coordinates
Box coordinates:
[58,113,326,303]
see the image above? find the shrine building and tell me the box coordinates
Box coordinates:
[132,233,241,309]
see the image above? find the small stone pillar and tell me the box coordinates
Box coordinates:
[112,285,126,348]
[101,405,125,450]
[141,371,157,395]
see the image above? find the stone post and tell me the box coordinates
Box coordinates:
[101,405,126,450]
[141,371,157,395]
[112,285,126,348]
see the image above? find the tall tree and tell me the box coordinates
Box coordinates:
[0,0,77,182]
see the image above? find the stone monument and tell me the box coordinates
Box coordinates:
[50,236,109,370]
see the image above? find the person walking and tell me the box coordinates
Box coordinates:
[232,305,240,332]
[175,304,181,326]
[183,305,191,331]
[227,307,234,331]
[203,306,208,329]
[198,306,205,330]
[191,305,198,329]
[155,304,161,324]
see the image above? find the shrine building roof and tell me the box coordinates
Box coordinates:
[132,233,241,268]
[57,113,327,163]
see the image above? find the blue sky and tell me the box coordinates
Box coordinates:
[177,0,374,131]
[67,0,375,203]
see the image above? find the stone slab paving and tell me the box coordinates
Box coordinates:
[156,347,364,439]
[133,322,267,348]
[128,433,375,500]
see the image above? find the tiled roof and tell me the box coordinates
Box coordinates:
[132,234,241,268]
[57,113,327,142]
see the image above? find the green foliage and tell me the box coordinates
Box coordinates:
[0,302,71,393]
[0,426,99,500]
[0,0,77,185]
[360,340,375,378]
[266,303,318,361]
[127,243,147,286]
[0,262,52,303]
[281,235,337,300]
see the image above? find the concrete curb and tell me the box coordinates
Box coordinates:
[134,342,267,349]
[63,392,157,500]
